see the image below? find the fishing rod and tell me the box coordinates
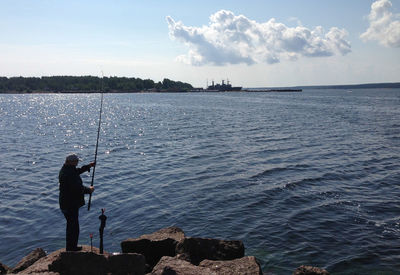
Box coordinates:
[88,75,104,211]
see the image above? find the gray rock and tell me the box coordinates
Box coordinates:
[12,248,46,273]
[17,246,103,274]
[121,227,185,269]
[0,262,10,274]
[49,252,107,275]
[175,237,245,265]
[15,245,146,275]
[48,251,146,275]
[108,253,146,275]
[150,256,215,275]
[293,265,330,275]
[199,256,263,275]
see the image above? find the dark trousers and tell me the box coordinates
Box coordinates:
[61,208,80,250]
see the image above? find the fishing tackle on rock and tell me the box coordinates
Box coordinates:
[99,208,107,254]
[88,81,104,211]
[90,233,93,252]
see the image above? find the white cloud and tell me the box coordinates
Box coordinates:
[360,0,400,47]
[166,10,351,66]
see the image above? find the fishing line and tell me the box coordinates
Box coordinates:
[88,75,104,211]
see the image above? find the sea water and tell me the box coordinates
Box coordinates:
[0,89,399,274]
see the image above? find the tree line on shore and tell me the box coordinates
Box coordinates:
[0,76,193,93]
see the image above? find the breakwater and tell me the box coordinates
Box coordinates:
[0,227,329,274]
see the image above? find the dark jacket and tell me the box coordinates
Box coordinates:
[59,164,92,210]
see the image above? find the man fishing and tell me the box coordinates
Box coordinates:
[59,154,95,251]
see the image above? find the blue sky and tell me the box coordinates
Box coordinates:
[0,0,399,87]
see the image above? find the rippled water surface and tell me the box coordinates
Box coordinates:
[1,89,400,274]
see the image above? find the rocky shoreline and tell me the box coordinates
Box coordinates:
[0,227,329,275]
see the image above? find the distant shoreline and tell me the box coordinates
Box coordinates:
[287,82,400,90]
[0,79,399,94]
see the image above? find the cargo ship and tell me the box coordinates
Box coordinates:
[207,80,242,92]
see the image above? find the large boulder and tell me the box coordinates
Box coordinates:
[48,252,107,275]
[48,252,146,275]
[11,248,46,273]
[107,253,146,275]
[151,256,262,275]
[150,256,215,275]
[121,227,185,269]
[17,245,147,275]
[17,246,102,274]
[199,256,263,275]
[293,265,330,275]
[175,237,244,265]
